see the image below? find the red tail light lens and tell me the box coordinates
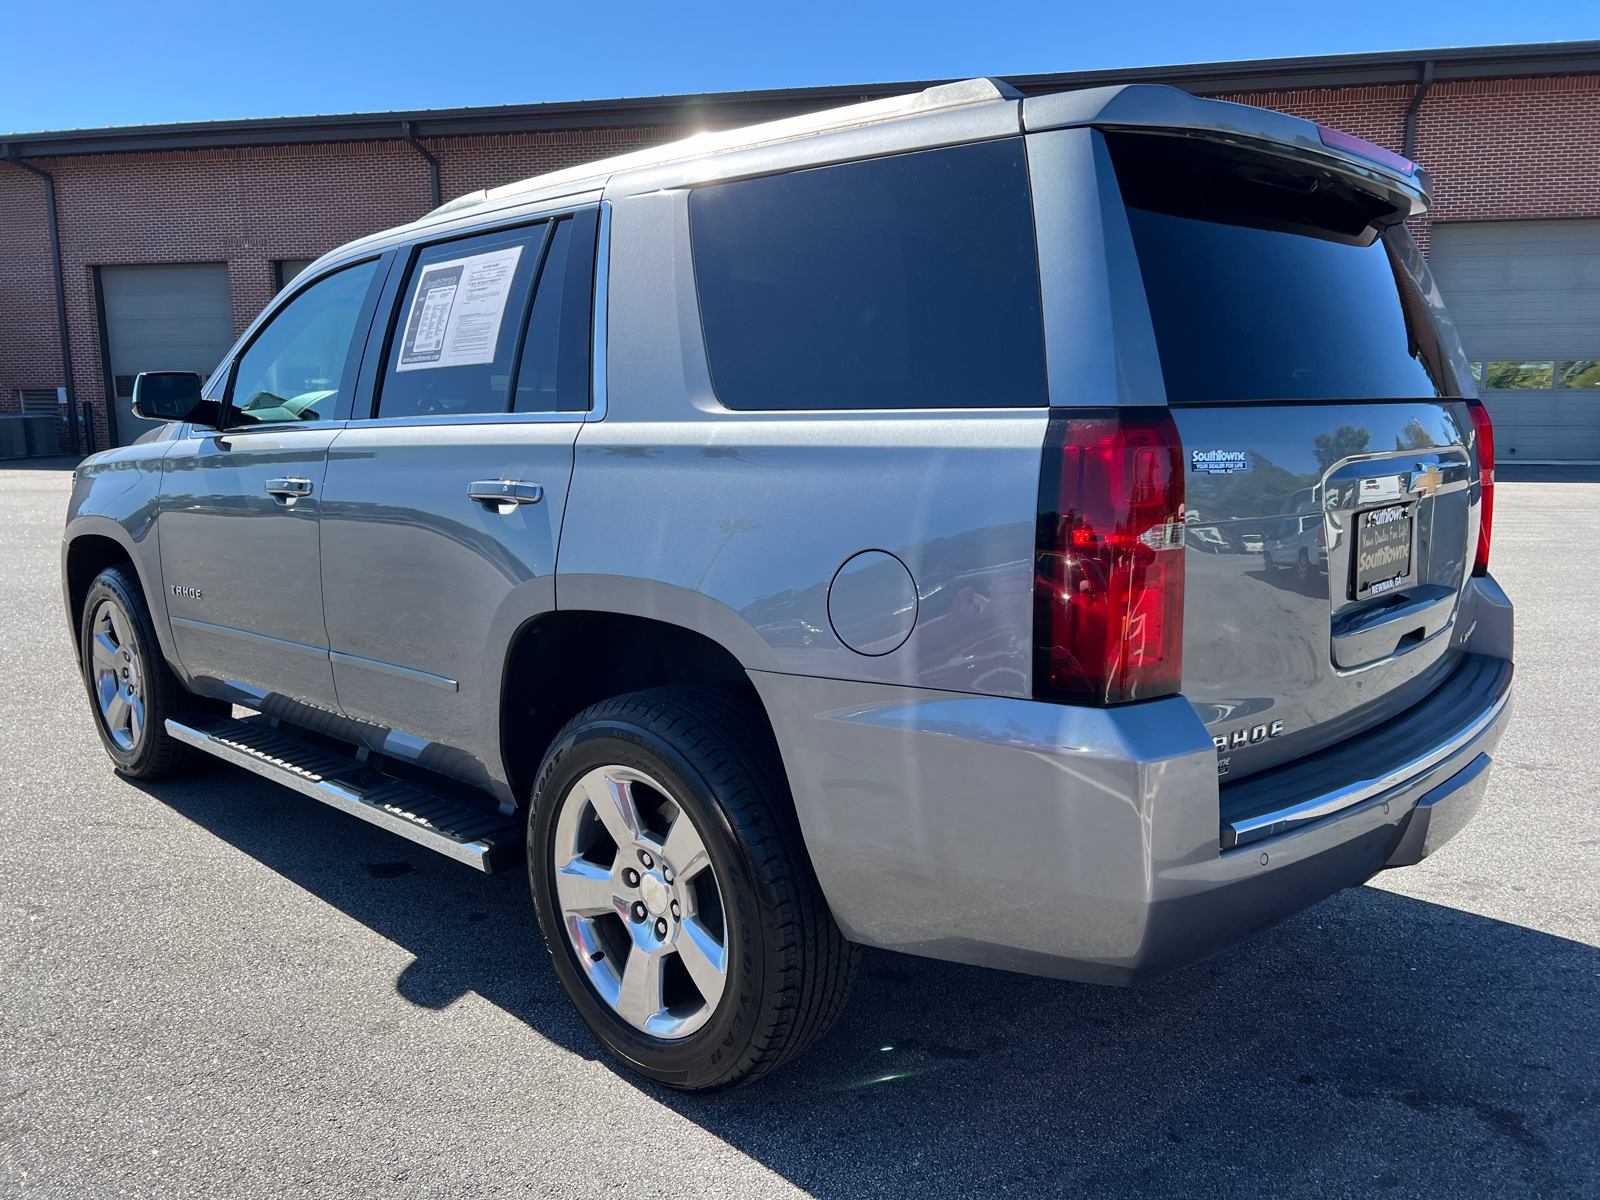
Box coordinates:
[1034,408,1185,705]
[1467,399,1495,576]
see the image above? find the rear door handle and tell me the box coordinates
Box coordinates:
[264,477,314,504]
[469,480,544,507]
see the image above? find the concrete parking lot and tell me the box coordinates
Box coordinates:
[2,457,1596,1199]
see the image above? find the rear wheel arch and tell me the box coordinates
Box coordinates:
[499,610,780,806]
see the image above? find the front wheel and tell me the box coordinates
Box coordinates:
[79,564,221,779]
[528,686,859,1091]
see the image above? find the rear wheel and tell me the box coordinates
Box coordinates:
[79,564,221,779]
[528,686,858,1091]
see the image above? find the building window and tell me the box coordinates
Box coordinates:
[1558,359,1600,388]
[1469,360,1600,389]
[274,259,317,292]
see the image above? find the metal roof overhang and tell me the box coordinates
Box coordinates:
[4,40,1599,159]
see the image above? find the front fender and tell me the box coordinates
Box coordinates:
[61,439,179,675]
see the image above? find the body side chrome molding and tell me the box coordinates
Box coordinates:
[170,616,329,658]
[329,650,459,691]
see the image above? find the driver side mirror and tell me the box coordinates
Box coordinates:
[131,372,222,428]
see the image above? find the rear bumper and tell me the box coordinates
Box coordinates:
[752,650,1512,988]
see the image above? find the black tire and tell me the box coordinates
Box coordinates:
[527,685,859,1091]
[78,564,223,779]
[1295,549,1313,586]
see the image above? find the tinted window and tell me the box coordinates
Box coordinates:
[228,259,378,425]
[1107,127,1446,405]
[513,209,598,412]
[1126,209,1441,404]
[689,139,1048,410]
[377,223,548,419]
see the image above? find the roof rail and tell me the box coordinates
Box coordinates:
[470,77,1021,210]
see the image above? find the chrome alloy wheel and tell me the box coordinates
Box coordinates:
[89,598,146,753]
[551,765,728,1039]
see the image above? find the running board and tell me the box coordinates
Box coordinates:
[165,715,523,873]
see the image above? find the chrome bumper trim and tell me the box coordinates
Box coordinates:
[1226,680,1511,848]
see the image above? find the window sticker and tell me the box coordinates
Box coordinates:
[396,245,524,372]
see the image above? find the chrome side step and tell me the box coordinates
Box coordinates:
[166,715,523,873]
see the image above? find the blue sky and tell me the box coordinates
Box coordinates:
[5,0,1599,134]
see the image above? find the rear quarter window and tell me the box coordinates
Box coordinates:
[689,138,1049,411]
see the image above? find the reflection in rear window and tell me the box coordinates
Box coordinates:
[689,139,1048,410]
[1126,208,1442,405]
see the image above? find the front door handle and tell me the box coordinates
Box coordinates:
[264,477,314,505]
[469,480,544,507]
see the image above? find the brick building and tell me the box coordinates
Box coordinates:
[5,41,1600,459]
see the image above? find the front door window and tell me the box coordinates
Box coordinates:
[228,259,379,425]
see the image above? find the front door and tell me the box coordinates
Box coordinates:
[159,256,385,708]
[319,211,596,789]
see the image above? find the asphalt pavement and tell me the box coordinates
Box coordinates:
[2,456,1596,1199]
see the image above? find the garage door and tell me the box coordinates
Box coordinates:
[1429,220,1600,462]
[100,263,236,445]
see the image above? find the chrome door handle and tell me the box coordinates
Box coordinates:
[264,477,314,504]
[469,480,543,507]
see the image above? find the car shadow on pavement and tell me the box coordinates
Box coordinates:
[133,764,1600,1199]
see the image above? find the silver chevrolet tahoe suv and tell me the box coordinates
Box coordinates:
[63,79,1514,1091]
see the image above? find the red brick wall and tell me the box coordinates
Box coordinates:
[6,74,1600,452]
[1216,74,1600,257]
[0,126,681,450]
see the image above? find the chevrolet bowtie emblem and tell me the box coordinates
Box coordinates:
[1411,463,1444,497]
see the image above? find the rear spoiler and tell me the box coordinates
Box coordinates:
[1024,84,1431,220]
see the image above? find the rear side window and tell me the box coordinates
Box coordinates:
[689,139,1048,411]
[513,209,598,413]
[376,210,596,419]
[1108,132,1446,404]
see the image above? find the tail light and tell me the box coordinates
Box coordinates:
[1034,408,1185,705]
[1467,399,1495,576]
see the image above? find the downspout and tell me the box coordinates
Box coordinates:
[2,143,80,452]
[1402,60,1435,162]
[401,122,441,211]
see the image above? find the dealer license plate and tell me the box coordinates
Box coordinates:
[1355,505,1412,597]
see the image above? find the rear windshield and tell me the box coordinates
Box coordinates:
[1110,134,1445,405]
[689,139,1048,410]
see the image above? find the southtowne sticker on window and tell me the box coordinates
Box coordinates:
[397,246,523,371]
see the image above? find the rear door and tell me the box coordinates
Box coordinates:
[159,256,386,708]
[318,211,596,786]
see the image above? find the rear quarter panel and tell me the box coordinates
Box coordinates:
[561,187,1046,695]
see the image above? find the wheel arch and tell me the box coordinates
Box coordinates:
[499,610,781,805]
[63,532,138,663]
